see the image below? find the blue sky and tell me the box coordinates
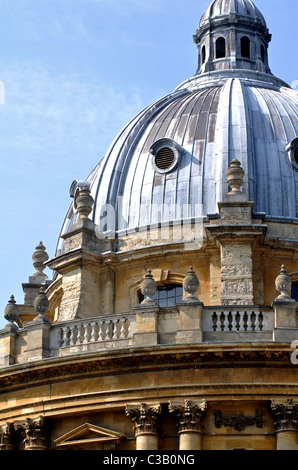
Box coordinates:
[0,0,297,327]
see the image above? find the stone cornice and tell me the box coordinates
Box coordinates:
[0,343,294,395]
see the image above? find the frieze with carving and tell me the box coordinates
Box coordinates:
[214,409,263,432]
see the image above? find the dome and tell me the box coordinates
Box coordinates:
[58,0,298,251]
[198,0,267,29]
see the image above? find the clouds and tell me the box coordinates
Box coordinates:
[0,60,146,165]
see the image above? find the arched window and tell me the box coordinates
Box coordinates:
[215,37,226,59]
[139,284,183,307]
[241,36,250,58]
[202,45,206,64]
[260,44,265,62]
[292,282,298,302]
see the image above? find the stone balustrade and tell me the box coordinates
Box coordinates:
[50,313,135,356]
[0,301,297,366]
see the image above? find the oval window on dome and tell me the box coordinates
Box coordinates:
[150,138,182,174]
[155,147,175,171]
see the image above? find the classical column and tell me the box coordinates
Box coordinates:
[126,403,162,450]
[270,399,298,450]
[169,400,207,450]
[0,423,15,450]
[21,416,49,450]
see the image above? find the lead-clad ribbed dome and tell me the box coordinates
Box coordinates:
[58,0,298,251]
[199,0,266,28]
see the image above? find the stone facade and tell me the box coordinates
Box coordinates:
[0,0,298,452]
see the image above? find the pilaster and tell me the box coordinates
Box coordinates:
[206,160,266,306]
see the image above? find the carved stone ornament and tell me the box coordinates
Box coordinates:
[226,159,245,192]
[4,295,19,327]
[0,423,15,451]
[32,242,49,276]
[214,409,263,432]
[275,265,295,302]
[76,185,94,219]
[125,403,162,436]
[33,286,51,323]
[183,266,199,301]
[271,399,298,431]
[21,416,49,450]
[140,270,157,305]
[168,400,207,432]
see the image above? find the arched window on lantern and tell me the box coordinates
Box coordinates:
[215,37,226,59]
[202,45,206,64]
[241,36,250,58]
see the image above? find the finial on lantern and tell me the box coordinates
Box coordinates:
[183,267,199,301]
[140,269,157,305]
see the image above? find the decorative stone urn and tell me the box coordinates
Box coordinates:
[4,295,19,327]
[140,270,157,305]
[275,265,294,302]
[183,267,199,301]
[33,286,51,321]
[76,185,94,219]
[226,159,245,192]
[32,242,49,277]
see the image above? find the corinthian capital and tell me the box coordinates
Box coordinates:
[271,399,298,431]
[125,403,162,436]
[168,399,207,432]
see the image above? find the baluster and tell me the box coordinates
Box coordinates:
[113,319,119,339]
[258,312,264,331]
[69,325,77,345]
[212,312,218,331]
[243,312,248,331]
[119,318,127,338]
[251,312,256,331]
[77,323,84,344]
[83,322,90,343]
[105,320,112,340]
[98,320,106,340]
[58,328,64,347]
[90,322,98,342]
[220,312,225,331]
[62,326,70,346]
[227,311,233,331]
[235,312,241,331]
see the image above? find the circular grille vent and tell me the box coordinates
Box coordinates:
[155,147,175,170]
